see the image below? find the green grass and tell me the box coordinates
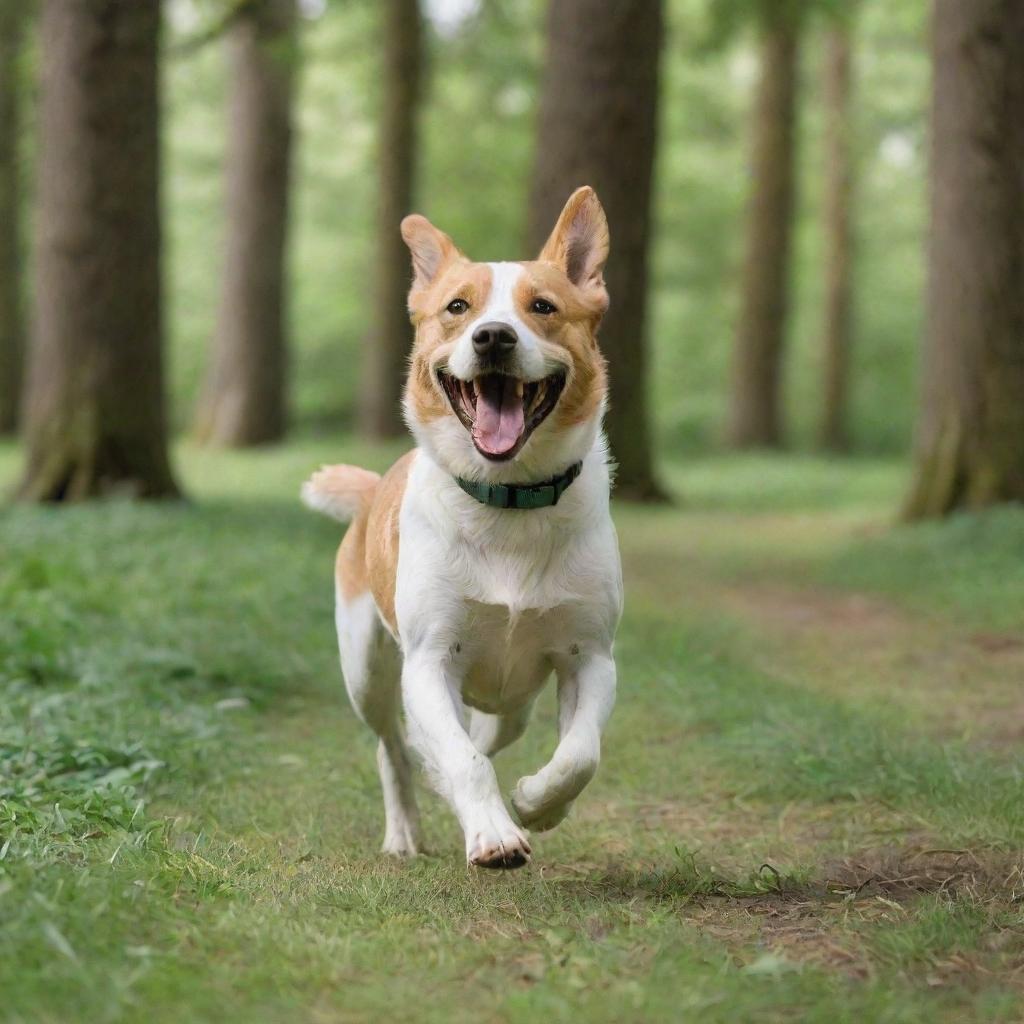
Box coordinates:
[2,440,1024,1022]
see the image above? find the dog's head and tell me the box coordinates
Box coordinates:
[400,187,610,482]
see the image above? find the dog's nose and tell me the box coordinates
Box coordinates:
[472,322,518,356]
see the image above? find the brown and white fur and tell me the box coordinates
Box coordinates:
[302,187,622,869]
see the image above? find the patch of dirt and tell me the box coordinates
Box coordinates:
[824,843,1024,903]
[576,795,927,876]
[717,582,1024,745]
[627,539,1024,745]
[548,819,1024,991]
[688,899,877,979]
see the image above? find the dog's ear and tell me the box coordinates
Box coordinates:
[401,215,461,295]
[537,186,609,302]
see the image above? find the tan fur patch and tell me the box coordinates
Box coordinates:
[336,512,370,602]
[335,451,417,633]
[515,261,608,427]
[404,258,607,434]
[405,260,493,426]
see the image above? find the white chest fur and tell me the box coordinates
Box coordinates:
[394,445,623,715]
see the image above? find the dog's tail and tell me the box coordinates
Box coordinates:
[301,464,381,523]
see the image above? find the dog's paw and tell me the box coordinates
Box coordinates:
[465,818,531,870]
[382,818,421,858]
[512,777,574,833]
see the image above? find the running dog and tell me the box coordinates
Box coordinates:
[302,186,622,869]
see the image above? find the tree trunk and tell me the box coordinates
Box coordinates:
[18,0,179,501]
[903,0,1024,518]
[818,22,855,452]
[360,0,422,439]
[526,0,666,501]
[726,18,801,449]
[0,1,24,436]
[194,0,296,447]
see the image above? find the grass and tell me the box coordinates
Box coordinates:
[1,439,1024,1022]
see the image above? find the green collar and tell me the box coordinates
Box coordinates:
[454,461,583,510]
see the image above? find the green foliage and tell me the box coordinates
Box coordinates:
[702,0,853,51]
[158,0,929,453]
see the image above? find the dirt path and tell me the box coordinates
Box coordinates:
[623,528,1024,746]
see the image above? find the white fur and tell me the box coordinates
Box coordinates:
[406,263,601,486]
[446,263,551,383]
[335,588,421,856]
[387,437,620,865]
[331,262,623,867]
[301,465,381,523]
[301,480,355,522]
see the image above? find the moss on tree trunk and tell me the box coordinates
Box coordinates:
[903,0,1024,519]
[17,0,179,501]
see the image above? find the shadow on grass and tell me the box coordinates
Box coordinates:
[542,843,1024,912]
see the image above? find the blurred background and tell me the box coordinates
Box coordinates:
[4,5,1024,1019]
[0,0,966,506]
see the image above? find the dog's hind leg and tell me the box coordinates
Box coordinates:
[336,588,421,857]
[469,704,533,758]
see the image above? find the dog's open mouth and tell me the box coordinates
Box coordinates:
[437,370,567,461]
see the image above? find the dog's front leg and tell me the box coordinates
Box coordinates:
[401,649,532,869]
[511,650,616,832]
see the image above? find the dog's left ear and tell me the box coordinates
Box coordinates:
[537,186,609,308]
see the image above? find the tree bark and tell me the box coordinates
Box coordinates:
[194,0,296,447]
[726,18,801,449]
[526,0,666,501]
[0,1,24,436]
[360,0,422,439]
[18,0,179,501]
[903,0,1024,518]
[818,22,855,452]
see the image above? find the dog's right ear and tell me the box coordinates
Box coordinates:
[401,215,460,297]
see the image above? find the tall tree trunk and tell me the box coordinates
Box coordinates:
[527,0,666,501]
[0,1,24,436]
[18,0,179,501]
[818,22,855,452]
[726,18,801,449]
[194,0,296,446]
[903,0,1024,518]
[360,0,422,439]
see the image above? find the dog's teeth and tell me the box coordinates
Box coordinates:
[515,379,524,400]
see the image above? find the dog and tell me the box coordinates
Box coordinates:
[302,186,623,869]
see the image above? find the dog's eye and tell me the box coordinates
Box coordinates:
[446,298,470,315]
[531,298,557,316]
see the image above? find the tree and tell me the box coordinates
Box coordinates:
[194,0,297,446]
[18,0,179,501]
[0,1,25,436]
[526,0,666,501]
[903,0,1024,517]
[817,19,855,452]
[360,0,423,439]
[726,8,802,448]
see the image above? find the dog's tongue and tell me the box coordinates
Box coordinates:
[473,375,525,457]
